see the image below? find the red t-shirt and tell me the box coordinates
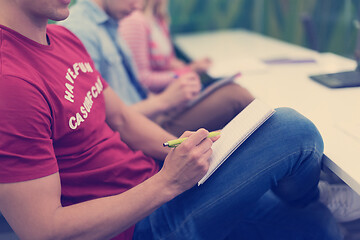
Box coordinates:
[0,24,159,239]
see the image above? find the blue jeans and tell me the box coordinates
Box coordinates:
[133,108,343,240]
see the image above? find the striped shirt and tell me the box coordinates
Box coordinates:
[119,11,178,93]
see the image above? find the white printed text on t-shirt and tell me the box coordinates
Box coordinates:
[68,76,104,130]
[64,62,93,103]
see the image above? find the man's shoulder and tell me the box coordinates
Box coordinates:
[47,24,88,49]
[47,24,76,37]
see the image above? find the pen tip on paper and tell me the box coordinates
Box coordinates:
[163,142,169,147]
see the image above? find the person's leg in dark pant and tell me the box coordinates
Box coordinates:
[160,83,254,136]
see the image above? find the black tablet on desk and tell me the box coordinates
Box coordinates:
[310,4,360,89]
[309,70,360,88]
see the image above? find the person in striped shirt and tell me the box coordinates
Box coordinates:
[119,0,212,93]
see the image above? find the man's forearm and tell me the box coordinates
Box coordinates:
[130,94,170,119]
[52,173,175,240]
[117,105,173,160]
[0,128,212,240]
[0,172,177,240]
[104,88,173,160]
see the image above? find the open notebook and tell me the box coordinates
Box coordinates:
[198,99,276,185]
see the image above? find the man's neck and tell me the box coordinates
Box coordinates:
[0,3,48,45]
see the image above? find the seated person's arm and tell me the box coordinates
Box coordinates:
[129,72,201,119]
[0,77,173,240]
[103,86,174,160]
[0,146,210,240]
[0,77,215,240]
[168,57,187,70]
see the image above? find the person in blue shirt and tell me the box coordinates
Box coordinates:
[60,0,255,137]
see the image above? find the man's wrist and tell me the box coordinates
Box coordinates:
[151,171,181,201]
[154,93,173,112]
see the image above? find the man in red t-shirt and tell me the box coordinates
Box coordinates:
[0,1,204,239]
[0,1,343,240]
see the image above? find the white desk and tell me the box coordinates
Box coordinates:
[175,29,360,194]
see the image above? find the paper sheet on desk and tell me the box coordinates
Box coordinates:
[208,57,268,78]
[314,52,357,74]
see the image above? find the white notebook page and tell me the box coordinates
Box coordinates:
[198,99,275,185]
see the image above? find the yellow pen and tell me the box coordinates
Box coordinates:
[163,131,221,148]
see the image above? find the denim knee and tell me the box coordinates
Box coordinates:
[272,107,324,157]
